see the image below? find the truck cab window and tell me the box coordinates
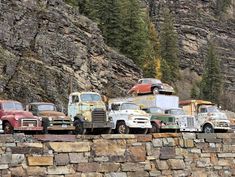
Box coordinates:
[72,96,79,103]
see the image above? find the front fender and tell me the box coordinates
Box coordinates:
[1,115,18,127]
[151,119,162,127]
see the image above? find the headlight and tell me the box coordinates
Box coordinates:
[48,117,53,121]
[108,117,112,121]
[59,116,65,119]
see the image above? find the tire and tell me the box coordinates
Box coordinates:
[42,118,50,134]
[4,122,14,134]
[152,87,159,95]
[74,120,86,135]
[149,123,160,133]
[203,124,214,133]
[116,121,130,134]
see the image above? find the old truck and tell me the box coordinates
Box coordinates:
[110,95,179,133]
[26,102,74,133]
[142,107,179,133]
[180,100,230,133]
[0,100,43,134]
[108,102,152,134]
[68,92,113,134]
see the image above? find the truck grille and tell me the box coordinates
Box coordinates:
[51,120,72,125]
[187,117,194,127]
[92,109,106,122]
[22,119,37,127]
[134,118,148,124]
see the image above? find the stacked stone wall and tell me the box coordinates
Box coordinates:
[0,133,234,177]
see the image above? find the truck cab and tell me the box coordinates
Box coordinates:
[165,108,197,132]
[142,107,179,133]
[0,100,43,134]
[180,100,230,133]
[27,102,74,133]
[68,92,112,134]
[109,102,152,134]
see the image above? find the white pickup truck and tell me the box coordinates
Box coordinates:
[108,102,152,134]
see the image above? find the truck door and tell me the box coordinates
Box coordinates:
[109,104,120,129]
[68,95,80,120]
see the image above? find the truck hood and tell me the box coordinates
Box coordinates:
[121,110,149,117]
[38,111,69,120]
[3,110,35,118]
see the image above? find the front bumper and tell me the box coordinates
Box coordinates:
[47,125,75,131]
[126,119,152,129]
[83,122,113,129]
[161,125,179,129]
[214,126,231,130]
[14,127,43,131]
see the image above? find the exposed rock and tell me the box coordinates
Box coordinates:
[0,0,141,107]
[145,0,235,99]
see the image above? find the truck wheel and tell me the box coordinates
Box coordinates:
[116,121,130,134]
[4,122,14,134]
[149,123,160,133]
[74,122,86,135]
[203,124,214,133]
[152,87,159,95]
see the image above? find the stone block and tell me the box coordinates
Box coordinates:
[197,133,216,139]
[218,153,235,158]
[93,139,126,156]
[196,158,211,167]
[182,133,196,139]
[149,170,161,177]
[163,138,175,146]
[104,172,127,177]
[11,147,43,154]
[0,154,12,164]
[27,167,46,176]
[17,143,43,148]
[77,163,99,172]
[126,146,146,162]
[34,135,76,142]
[11,154,25,165]
[152,133,181,138]
[218,159,231,166]
[0,164,8,169]
[167,159,185,170]
[190,148,201,153]
[81,173,103,177]
[98,163,120,172]
[10,167,27,177]
[159,147,175,160]
[48,142,90,152]
[192,170,207,177]
[69,153,88,163]
[94,156,109,162]
[27,156,53,166]
[127,171,149,177]
[55,153,69,165]
[216,133,233,139]
[156,160,169,170]
[152,139,162,147]
[48,166,75,175]
[205,138,222,143]
[184,139,194,147]
[101,134,135,139]
[121,163,145,171]
[135,135,152,142]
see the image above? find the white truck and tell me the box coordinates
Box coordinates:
[180,100,230,133]
[108,102,152,134]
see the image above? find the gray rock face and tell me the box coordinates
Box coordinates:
[145,0,235,98]
[0,0,141,107]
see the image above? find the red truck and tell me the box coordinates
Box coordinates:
[0,100,43,134]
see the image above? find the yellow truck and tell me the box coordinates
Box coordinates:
[180,100,230,133]
[68,92,113,134]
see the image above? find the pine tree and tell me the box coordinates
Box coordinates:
[200,42,223,104]
[160,7,179,83]
[191,82,199,99]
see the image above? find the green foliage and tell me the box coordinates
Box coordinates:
[215,0,232,16]
[160,7,179,83]
[191,82,200,99]
[65,0,78,6]
[199,42,223,104]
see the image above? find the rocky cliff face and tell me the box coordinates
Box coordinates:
[0,0,141,107]
[146,0,235,99]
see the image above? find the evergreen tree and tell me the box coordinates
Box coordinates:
[160,7,179,83]
[191,82,199,99]
[200,42,223,104]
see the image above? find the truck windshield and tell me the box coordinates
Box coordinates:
[37,104,55,111]
[206,106,220,113]
[150,79,162,84]
[166,109,186,115]
[80,94,101,102]
[120,103,140,110]
[149,107,164,114]
[3,102,24,110]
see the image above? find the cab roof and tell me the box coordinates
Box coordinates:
[0,100,21,103]
[69,92,101,96]
[29,102,54,105]
[180,100,213,105]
